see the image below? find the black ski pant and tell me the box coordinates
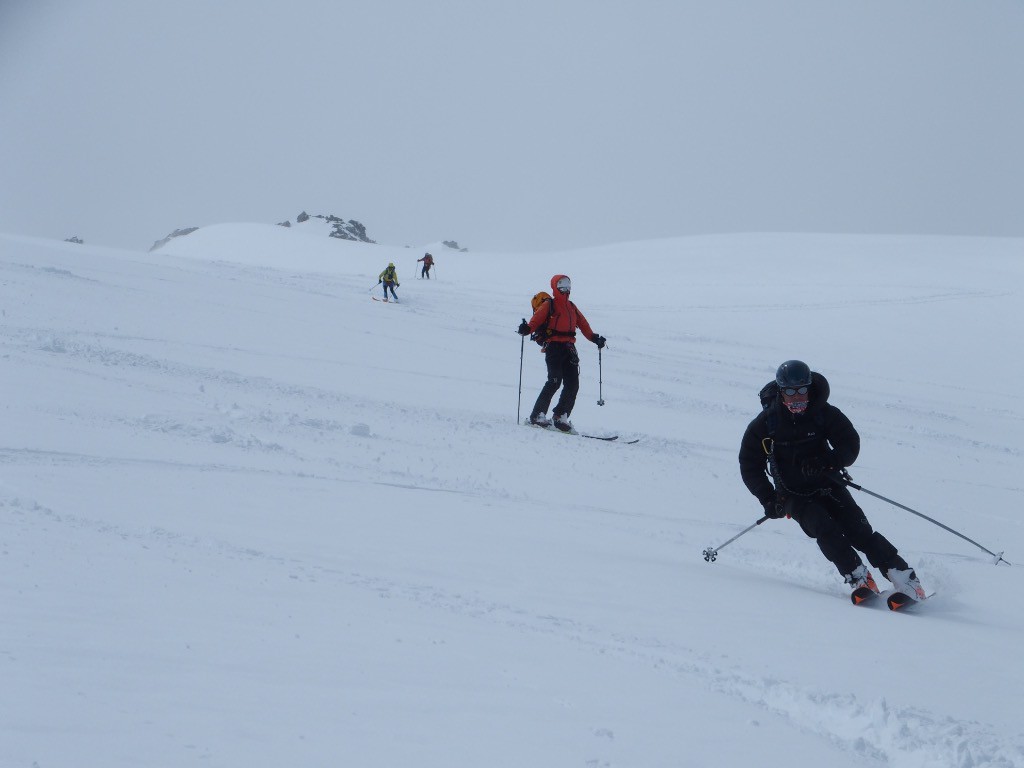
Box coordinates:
[421,265,431,278]
[531,342,580,419]
[383,280,398,299]
[783,485,908,577]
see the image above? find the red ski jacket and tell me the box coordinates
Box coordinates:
[525,274,597,345]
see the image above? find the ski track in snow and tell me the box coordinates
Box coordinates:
[4,487,1022,768]
[5,231,1023,767]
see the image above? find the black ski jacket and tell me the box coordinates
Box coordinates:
[738,372,860,505]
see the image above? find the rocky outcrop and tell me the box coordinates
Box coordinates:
[149,227,199,252]
[287,212,374,243]
[149,212,376,252]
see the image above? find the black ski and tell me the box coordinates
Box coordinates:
[582,434,640,444]
[886,591,932,611]
[850,586,880,606]
[850,588,932,610]
[524,423,638,444]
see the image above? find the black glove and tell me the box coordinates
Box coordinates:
[594,335,607,349]
[762,498,786,519]
[518,321,531,336]
[800,456,828,479]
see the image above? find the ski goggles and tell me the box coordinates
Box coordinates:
[556,277,571,293]
[782,386,809,396]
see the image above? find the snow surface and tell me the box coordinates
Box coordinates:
[2,223,1023,768]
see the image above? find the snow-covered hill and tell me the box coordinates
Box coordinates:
[2,226,1022,767]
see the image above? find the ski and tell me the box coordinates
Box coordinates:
[523,423,638,444]
[371,296,399,303]
[850,586,880,606]
[524,421,578,436]
[886,591,933,611]
[850,588,933,610]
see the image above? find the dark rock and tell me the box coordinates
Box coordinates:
[309,214,375,243]
[149,227,199,251]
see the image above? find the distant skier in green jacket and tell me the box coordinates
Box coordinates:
[378,263,399,302]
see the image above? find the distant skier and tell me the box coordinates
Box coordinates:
[738,360,926,601]
[378,263,399,302]
[417,253,434,279]
[517,274,606,432]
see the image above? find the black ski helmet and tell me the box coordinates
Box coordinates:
[776,360,812,389]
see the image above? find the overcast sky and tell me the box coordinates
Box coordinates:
[2,1,1022,252]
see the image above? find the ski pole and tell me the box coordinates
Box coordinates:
[516,323,526,424]
[703,516,769,562]
[597,347,605,406]
[835,470,1010,565]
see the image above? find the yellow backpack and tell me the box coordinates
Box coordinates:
[529,291,553,346]
[531,291,552,312]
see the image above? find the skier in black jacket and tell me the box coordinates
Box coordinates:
[738,360,925,600]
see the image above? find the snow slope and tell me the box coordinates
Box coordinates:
[2,225,1022,768]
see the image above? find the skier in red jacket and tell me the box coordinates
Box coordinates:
[417,253,434,279]
[517,274,606,432]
